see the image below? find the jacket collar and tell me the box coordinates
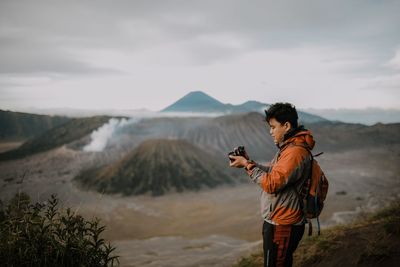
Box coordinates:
[278,125,314,150]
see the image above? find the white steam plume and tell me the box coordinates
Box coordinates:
[83,118,135,152]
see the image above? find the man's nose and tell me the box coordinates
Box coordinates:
[269,128,273,135]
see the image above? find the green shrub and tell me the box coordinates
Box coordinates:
[0,192,119,266]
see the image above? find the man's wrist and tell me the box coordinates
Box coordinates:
[244,160,256,171]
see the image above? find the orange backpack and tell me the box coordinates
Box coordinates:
[295,146,329,235]
[301,155,329,219]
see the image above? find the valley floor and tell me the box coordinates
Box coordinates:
[0,144,399,266]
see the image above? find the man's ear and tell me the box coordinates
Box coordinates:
[284,121,292,132]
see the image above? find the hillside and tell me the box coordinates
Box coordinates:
[74,139,237,196]
[0,109,70,140]
[0,116,111,161]
[233,201,400,267]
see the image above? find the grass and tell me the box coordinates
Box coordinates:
[233,200,400,267]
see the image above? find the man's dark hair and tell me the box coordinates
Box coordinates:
[265,103,298,128]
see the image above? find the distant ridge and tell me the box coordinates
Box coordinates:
[161,91,327,123]
[74,139,236,196]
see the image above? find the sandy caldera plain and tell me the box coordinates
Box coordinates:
[0,143,399,267]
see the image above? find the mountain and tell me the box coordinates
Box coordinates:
[161,91,327,123]
[0,110,70,140]
[74,139,236,196]
[162,91,227,113]
[0,116,112,161]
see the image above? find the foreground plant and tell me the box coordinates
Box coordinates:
[0,192,119,267]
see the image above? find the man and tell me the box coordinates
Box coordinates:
[229,103,316,267]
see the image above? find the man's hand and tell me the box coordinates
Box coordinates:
[229,155,248,168]
[234,146,250,160]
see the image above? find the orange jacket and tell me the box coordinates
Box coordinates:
[246,129,315,225]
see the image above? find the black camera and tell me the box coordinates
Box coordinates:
[228,146,247,162]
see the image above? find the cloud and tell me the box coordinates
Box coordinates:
[0,30,123,76]
[361,74,400,92]
[0,0,399,109]
[1,0,399,72]
[387,48,400,70]
[359,49,400,93]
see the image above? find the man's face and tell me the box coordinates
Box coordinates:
[268,118,290,145]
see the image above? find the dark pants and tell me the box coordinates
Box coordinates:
[262,221,305,267]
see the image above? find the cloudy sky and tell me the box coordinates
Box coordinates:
[0,0,399,111]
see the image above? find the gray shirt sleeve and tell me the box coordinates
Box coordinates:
[254,162,271,173]
[247,162,271,185]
